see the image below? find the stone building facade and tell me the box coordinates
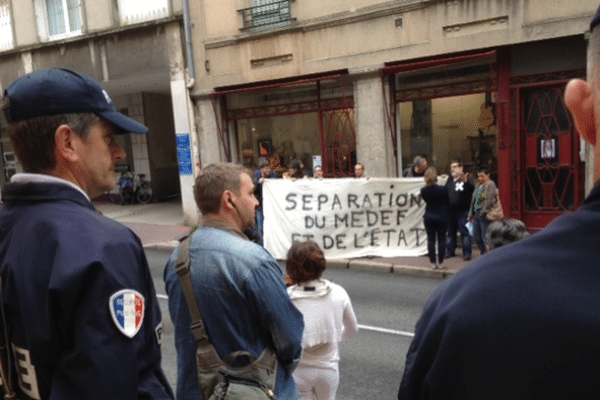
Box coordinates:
[189,0,596,230]
[1,0,598,229]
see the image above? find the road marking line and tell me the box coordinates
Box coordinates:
[156,294,415,338]
[358,324,415,338]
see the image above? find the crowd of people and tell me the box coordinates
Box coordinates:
[6,5,600,398]
[417,157,526,269]
[0,68,360,400]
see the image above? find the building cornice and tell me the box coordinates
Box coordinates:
[205,0,431,50]
[0,15,183,57]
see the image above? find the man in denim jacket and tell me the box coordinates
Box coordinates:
[164,163,304,400]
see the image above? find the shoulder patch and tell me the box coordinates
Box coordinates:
[109,289,145,338]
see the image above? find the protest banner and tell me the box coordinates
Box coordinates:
[263,177,436,259]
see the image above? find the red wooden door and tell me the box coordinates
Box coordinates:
[519,84,582,230]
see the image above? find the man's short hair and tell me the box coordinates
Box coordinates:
[413,155,427,167]
[6,113,99,173]
[194,163,250,215]
[259,159,270,168]
[450,161,463,168]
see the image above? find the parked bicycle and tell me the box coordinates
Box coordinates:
[109,170,153,205]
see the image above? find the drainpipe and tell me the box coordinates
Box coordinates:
[183,0,196,89]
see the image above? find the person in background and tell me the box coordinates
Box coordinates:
[398,8,600,398]
[314,165,324,179]
[286,241,359,400]
[420,167,449,269]
[253,158,276,245]
[486,218,530,250]
[284,160,304,179]
[164,163,303,400]
[354,163,365,178]
[445,161,475,260]
[0,68,173,399]
[405,155,429,177]
[468,167,497,255]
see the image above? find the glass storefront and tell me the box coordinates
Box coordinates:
[235,113,321,176]
[225,77,356,177]
[399,92,498,179]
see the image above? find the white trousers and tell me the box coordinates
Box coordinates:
[293,365,339,400]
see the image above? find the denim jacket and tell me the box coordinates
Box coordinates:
[164,221,304,400]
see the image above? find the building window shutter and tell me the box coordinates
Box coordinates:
[44,0,81,37]
[0,0,14,50]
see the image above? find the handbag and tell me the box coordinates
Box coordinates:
[174,235,277,400]
[486,193,504,221]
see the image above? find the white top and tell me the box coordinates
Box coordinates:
[288,278,359,369]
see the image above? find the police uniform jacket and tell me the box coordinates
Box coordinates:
[399,182,600,399]
[0,181,173,400]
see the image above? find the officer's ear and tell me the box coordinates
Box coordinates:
[565,79,597,146]
[54,124,80,163]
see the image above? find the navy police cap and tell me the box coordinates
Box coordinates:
[3,68,147,134]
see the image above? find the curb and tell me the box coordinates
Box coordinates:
[348,259,393,273]
[144,241,180,251]
[392,264,454,278]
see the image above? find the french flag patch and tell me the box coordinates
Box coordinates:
[109,289,145,338]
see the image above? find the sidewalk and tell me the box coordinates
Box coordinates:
[94,199,475,278]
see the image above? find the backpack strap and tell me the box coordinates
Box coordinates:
[174,235,210,346]
[173,233,278,369]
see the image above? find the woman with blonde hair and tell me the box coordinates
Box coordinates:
[420,167,450,269]
[286,241,358,400]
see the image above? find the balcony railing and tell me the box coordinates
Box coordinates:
[118,0,170,25]
[238,0,292,30]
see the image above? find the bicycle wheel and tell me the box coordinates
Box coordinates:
[120,186,133,205]
[136,182,153,204]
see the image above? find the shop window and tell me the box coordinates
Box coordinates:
[238,0,292,31]
[118,0,169,25]
[236,114,321,177]
[399,92,498,180]
[0,0,13,50]
[227,81,355,177]
[391,54,498,179]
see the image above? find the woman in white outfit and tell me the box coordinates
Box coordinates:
[286,241,359,400]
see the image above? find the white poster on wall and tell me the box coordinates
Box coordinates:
[263,177,430,259]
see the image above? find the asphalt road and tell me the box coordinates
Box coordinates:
[145,248,448,399]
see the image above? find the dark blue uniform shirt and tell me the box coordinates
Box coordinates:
[0,181,174,400]
[399,182,600,399]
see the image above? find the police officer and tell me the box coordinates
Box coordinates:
[0,68,174,399]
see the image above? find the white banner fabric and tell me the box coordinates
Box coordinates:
[263,177,437,260]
